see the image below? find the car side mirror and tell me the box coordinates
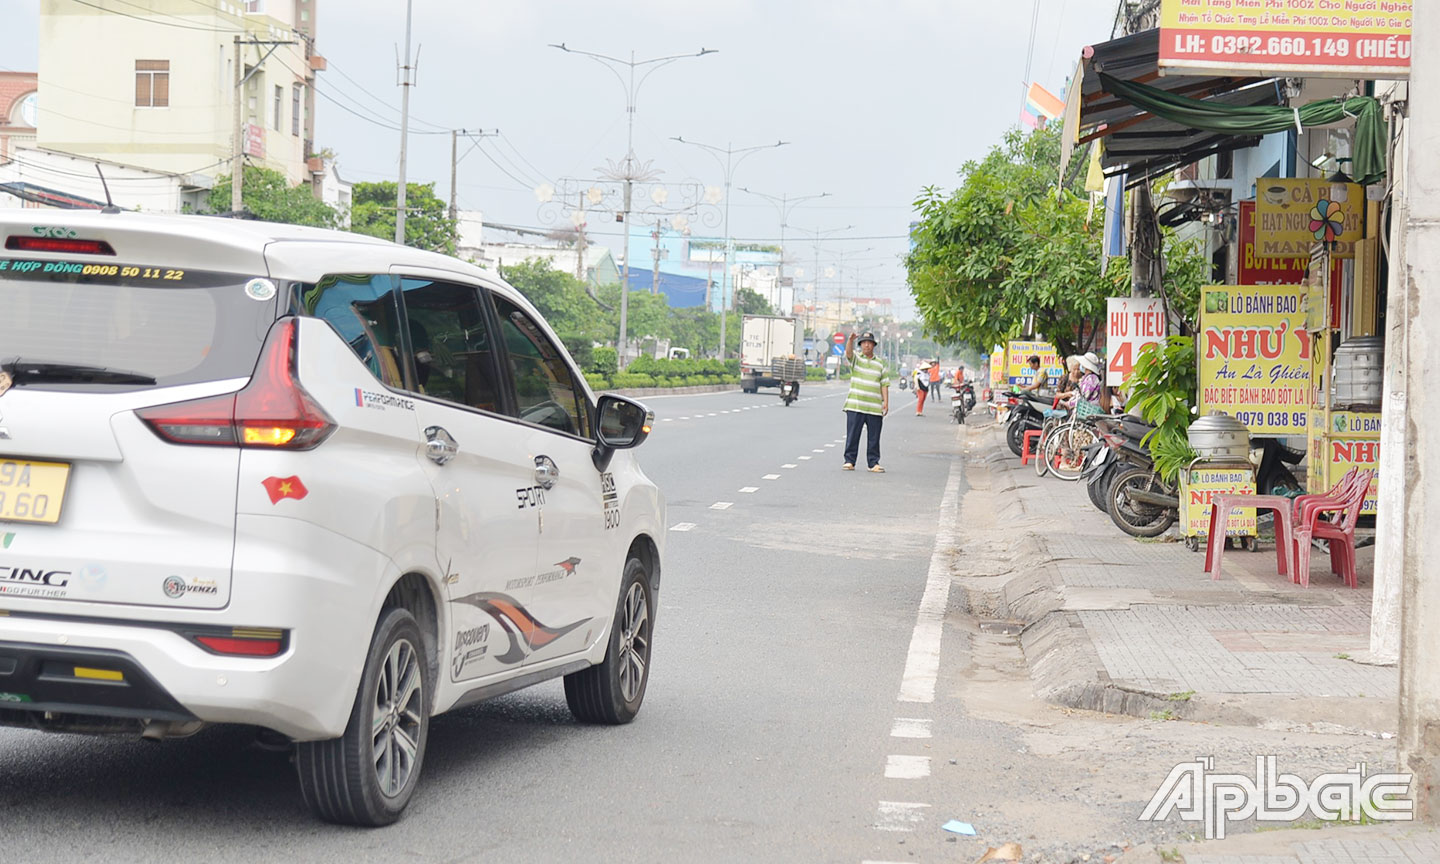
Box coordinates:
[592,395,653,471]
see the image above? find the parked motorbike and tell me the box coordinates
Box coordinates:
[1083,414,1178,537]
[950,382,967,425]
[956,381,976,412]
[1255,438,1305,495]
[1084,415,1156,513]
[1005,390,1052,456]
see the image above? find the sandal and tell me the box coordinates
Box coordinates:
[842,463,855,471]
[868,465,886,473]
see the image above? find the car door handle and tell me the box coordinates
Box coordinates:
[425,425,459,465]
[534,455,559,489]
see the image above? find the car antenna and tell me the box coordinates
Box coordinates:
[95,165,121,214]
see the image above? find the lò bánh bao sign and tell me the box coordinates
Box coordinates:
[1255,179,1363,259]
[1197,285,1311,436]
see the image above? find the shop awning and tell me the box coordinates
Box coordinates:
[1060,29,1280,184]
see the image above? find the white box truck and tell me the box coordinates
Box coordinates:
[739,314,802,393]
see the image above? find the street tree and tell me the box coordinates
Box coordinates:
[906,126,1127,357]
[501,259,610,355]
[206,165,337,228]
[350,181,457,254]
[733,286,775,316]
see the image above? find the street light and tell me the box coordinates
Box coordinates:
[671,136,788,359]
[790,224,852,335]
[551,43,716,365]
[739,187,829,319]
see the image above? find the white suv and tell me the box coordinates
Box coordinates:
[0,210,664,825]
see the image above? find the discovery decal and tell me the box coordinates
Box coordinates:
[449,591,590,665]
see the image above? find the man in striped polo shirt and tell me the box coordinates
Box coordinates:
[841,331,890,473]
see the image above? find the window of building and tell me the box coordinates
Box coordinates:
[245,0,266,13]
[134,60,170,108]
[492,296,591,438]
[292,85,302,136]
[273,85,282,131]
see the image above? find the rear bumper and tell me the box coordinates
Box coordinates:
[0,516,409,740]
[0,641,196,724]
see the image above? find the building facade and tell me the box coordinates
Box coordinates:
[0,72,38,163]
[37,0,325,193]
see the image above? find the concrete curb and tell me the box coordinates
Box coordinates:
[596,384,739,398]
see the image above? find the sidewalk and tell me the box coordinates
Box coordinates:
[956,420,1396,735]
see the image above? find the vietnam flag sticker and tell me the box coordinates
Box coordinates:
[262,476,309,504]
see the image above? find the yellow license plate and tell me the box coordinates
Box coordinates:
[0,459,70,525]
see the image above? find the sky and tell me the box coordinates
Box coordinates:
[1,0,1122,321]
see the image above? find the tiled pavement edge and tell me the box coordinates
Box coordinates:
[1117,824,1440,864]
[962,422,1398,733]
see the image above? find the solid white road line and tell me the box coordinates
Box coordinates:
[669,523,697,532]
[897,460,962,703]
[874,801,929,832]
[739,486,759,493]
[883,755,931,780]
[709,502,734,510]
[761,474,781,480]
[889,718,932,739]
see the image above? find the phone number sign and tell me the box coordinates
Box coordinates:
[1159,0,1412,78]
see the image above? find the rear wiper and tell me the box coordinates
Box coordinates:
[3,360,157,386]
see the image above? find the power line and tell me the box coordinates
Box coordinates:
[498,132,555,187]
[473,141,539,191]
[324,58,451,133]
[64,0,241,32]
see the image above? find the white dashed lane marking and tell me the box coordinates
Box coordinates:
[824,444,836,449]
[889,718,932,739]
[669,523,696,532]
[874,801,929,832]
[812,449,826,453]
[798,456,811,461]
[781,463,798,469]
[709,502,734,510]
[738,486,759,493]
[883,755,931,780]
[761,474,781,480]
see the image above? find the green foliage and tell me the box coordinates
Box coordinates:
[1127,336,1200,484]
[350,181,457,254]
[207,166,337,227]
[1163,231,1210,334]
[504,259,609,349]
[734,286,775,316]
[806,366,826,381]
[583,372,610,390]
[906,126,1127,356]
[610,373,657,389]
[590,346,618,377]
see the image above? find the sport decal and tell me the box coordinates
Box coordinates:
[449,591,590,665]
[261,476,308,504]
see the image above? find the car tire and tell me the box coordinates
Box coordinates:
[296,606,431,826]
[564,557,653,725]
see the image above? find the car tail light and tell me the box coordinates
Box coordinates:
[190,628,286,657]
[137,319,335,450]
[5,236,116,255]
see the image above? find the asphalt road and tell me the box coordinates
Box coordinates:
[0,380,977,863]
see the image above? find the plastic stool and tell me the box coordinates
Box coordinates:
[1021,429,1043,465]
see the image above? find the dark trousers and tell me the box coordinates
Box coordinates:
[843,410,883,468]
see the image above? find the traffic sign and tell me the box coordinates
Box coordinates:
[832,332,846,345]
[831,342,845,356]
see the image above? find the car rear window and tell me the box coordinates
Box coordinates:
[0,261,276,391]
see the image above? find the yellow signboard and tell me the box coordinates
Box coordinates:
[1158,0,1412,79]
[1181,465,1256,539]
[1308,410,1380,515]
[1197,285,1311,435]
[1004,341,1062,387]
[1255,179,1364,259]
[989,347,1005,389]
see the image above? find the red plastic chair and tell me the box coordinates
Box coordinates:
[1293,467,1363,529]
[1291,470,1373,588]
[1205,492,1294,581]
[1020,429,1043,465]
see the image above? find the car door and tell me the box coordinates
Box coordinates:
[490,293,611,667]
[395,275,539,684]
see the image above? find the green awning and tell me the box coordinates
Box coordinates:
[1097,72,1387,186]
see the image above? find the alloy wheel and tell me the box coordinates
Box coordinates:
[618,581,651,703]
[372,638,423,798]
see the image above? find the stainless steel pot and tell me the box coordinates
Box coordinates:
[1332,335,1384,409]
[1188,411,1251,461]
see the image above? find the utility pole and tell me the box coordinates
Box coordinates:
[230,36,294,214]
[231,36,243,213]
[395,0,415,245]
[672,136,788,359]
[1398,10,1439,822]
[551,44,716,367]
[575,191,586,282]
[650,220,664,295]
[448,128,457,223]
[793,224,852,337]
